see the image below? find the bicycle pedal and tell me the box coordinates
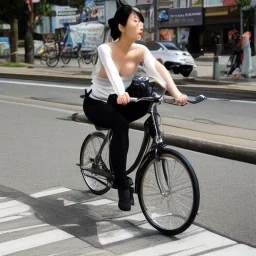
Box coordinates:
[130,187,135,206]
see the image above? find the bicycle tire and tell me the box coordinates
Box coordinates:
[40,52,47,65]
[91,51,98,65]
[46,50,59,67]
[137,147,200,236]
[83,52,92,64]
[61,47,72,65]
[80,131,111,195]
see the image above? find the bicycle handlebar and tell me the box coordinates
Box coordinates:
[130,94,207,105]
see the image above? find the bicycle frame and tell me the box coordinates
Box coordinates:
[90,100,165,188]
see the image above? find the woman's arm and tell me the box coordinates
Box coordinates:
[97,44,126,96]
[142,46,187,103]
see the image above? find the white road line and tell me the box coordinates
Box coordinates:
[0,79,87,90]
[0,223,49,235]
[0,100,76,114]
[206,97,256,104]
[0,197,6,200]
[0,229,73,256]
[204,244,256,255]
[230,99,256,104]
[98,226,140,245]
[30,187,71,198]
[122,231,237,256]
[0,204,30,218]
[57,198,77,206]
[0,215,24,224]
[82,199,115,206]
[112,213,146,222]
[0,200,23,209]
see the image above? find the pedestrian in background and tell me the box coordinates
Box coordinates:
[227,33,242,76]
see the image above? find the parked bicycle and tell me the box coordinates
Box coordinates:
[41,40,73,68]
[77,90,206,236]
[77,43,98,68]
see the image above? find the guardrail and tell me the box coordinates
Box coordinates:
[71,113,256,165]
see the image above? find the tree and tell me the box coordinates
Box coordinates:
[236,0,256,31]
[0,1,27,62]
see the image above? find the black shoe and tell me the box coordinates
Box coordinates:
[118,189,131,211]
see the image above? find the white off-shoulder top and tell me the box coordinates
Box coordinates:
[89,44,166,102]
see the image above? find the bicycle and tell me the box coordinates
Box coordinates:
[77,92,206,236]
[77,43,98,68]
[44,40,73,68]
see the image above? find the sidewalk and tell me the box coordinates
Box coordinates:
[0,57,256,100]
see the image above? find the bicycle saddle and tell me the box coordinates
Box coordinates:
[94,125,109,131]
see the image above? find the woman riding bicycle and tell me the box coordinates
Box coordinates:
[83,4,188,211]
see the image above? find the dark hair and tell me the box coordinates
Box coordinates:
[108,5,144,40]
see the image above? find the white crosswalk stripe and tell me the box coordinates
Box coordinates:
[0,186,255,256]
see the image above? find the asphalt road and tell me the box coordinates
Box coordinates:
[0,78,255,255]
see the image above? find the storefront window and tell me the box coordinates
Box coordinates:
[159,29,176,43]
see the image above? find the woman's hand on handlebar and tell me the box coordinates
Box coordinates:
[176,93,188,106]
[117,92,130,105]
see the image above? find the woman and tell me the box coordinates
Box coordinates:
[83,5,188,211]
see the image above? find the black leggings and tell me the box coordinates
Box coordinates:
[83,96,150,190]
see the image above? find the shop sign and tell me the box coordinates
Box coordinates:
[159,7,203,27]
[58,11,77,16]
[67,22,105,51]
[136,0,153,4]
[0,37,10,56]
[158,0,174,8]
[204,0,237,7]
[158,0,202,8]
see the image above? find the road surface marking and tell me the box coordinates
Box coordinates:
[0,215,24,223]
[30,187,71,198]
[0,79,87,90]
[0,229,73,256]
[82,199,115,206]
[0,200,23,209]
[0,204,30,218]
[122,231,237,256]
[0,223,49,235]
[98,225,140,245]
[56,197,77,206]
[112,213,146,222]
[204,244,256,255]
[0,100,76,114]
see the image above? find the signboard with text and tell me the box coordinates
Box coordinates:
[159,7,203,27]
[204,0,237,7]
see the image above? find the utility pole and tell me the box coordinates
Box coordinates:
[153,0,159,41]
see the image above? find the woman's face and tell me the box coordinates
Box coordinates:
[120,11,144,41]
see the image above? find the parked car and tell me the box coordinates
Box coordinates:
[136,41,196,77]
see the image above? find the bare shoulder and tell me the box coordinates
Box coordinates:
[132,43,145,60]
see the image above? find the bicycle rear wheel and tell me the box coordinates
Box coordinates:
[137,148,200,236]
[46,50,59,67]
[61,46,72,65]
[80,132,111,195]
[91,51,98,65]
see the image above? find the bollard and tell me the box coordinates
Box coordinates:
[213,56,220,81]
[214,44,222,56]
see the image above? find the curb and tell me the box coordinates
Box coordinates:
[0,72,255,100]
[0,72,91,84]
[71,113,256,165]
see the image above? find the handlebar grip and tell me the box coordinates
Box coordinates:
[130,97,138,103]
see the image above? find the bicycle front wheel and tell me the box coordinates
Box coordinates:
[137,148,200,236]
[80,132,111,195]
